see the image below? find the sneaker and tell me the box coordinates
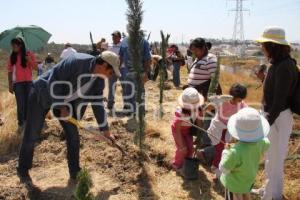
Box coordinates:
[17,168,32,183]
[251,187,265,197]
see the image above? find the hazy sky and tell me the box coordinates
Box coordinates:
[1,0,300,44]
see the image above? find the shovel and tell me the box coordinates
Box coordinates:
[67,117,126,156]
[181,120,226,180]
[183,120,226,145]
[182,154,200,180]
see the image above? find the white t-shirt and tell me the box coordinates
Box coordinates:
[60,47,77,60]
[108,42,121,55]
[109,42,125,68]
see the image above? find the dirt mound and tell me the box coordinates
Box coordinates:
[0,118,171,200]
[0,71,299,200]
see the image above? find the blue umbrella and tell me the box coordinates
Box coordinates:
[0,25,52,52]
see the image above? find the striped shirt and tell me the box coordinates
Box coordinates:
[188,53,217,86]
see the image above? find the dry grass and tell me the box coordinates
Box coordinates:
[219,72,300,200]
[0,92,21,155]
[220,71,263,108]
[0,63,299,199]
[221,57,260,70]
[292,50,300,64]
[144,70,300,200]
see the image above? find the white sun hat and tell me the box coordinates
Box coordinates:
[100,51,121,77]
[178,87,204,109]
[227,107,270,142]
[256,26,290,46]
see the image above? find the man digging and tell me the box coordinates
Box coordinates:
[17,51,121,183]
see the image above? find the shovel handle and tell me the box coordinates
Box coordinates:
[68,117,126,156]
[184,120,226,145]
[110,139,127,156]
[68,117,81,128]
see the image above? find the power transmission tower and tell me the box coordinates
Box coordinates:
[228,0,250,56]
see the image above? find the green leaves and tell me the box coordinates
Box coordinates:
[207,56,221,97]
[195,56,222,149]
[74,168,95,200]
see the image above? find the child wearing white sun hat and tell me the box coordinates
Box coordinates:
[219,107,270,200]
[171,87,205,171]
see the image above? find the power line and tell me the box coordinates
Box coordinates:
[228,0,250,56]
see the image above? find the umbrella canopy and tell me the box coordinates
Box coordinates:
[0,25,52,52]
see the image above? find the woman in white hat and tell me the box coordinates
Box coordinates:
[171,87,205,171]
[219,107,270,200]
[255,27,299,200]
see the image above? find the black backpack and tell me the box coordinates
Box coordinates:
[290,65,300,115]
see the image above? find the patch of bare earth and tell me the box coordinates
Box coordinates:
[0,71,299,200]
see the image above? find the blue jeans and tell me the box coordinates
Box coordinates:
[108,75,118,109]
[108,67,129,109]
[13,81,32,126]
[18,88,82,178]
[124,72,145,114]
[173,63,181,87]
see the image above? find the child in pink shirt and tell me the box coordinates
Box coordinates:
[207,83,247,179]
[171,88,205,171]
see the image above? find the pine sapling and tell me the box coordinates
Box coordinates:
[125,0,145,148]
[74,168,94,200]
[195,56,221,149]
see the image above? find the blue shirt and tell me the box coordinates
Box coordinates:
[119,37,151,73]
[34,53,109,131]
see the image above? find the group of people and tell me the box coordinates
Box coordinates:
[5,25,298,200]
[6,28,152,185]
[171,26,299,200]
[37,53,56,76]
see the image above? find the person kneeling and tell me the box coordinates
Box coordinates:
[171,88,204,172]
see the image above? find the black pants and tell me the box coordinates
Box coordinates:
[18,88,81,178]
[194,81,222,164]
[148,64,168,81]
[194,80,222,100]
[13,81,32,126]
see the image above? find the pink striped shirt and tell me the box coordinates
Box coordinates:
[188,53,217,86]
[218,101,247,124]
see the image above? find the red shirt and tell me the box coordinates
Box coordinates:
[7,51,36,83]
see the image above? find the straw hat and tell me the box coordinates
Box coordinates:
[227,107,270,142]
[256,26,290,46]
[178,88,204,109]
